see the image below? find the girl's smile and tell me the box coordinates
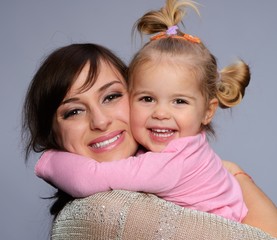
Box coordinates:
[130,58,217,152]
[148,128,176,142]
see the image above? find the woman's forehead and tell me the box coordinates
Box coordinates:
[67,61,125,96]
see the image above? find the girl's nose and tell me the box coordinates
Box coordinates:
[151,105,171,120]
[89,107,112,131]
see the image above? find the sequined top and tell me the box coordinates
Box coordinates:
[52,190,274,240]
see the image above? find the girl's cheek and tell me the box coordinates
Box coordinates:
[117,98,131,122]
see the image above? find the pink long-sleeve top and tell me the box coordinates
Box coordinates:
[35,132,247,222]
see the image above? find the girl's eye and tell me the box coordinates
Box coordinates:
[63,109,84,119]
[174,99,188,104]
[103,93,123,103]
[139,96,154,102]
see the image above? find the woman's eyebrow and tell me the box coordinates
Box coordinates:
[61,80,124,104]
[98,80,124,92]
[61,97,79,105]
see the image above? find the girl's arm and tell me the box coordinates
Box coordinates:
[35,138,190,198]
[222,160,277,237]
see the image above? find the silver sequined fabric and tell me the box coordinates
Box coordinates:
[52,190,275,240]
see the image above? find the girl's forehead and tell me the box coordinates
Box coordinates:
[137,55,195,73]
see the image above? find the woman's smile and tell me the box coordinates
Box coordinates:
[89,130,125,152]
[54,61,137,162]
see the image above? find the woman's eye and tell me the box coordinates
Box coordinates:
[103,93,123,103]
[63,109,83,119]
[139,96,154,102]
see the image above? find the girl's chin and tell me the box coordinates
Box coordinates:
[149,145,167,152]
[143,140,168,152]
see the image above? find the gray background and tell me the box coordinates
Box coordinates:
[1,1,276,239]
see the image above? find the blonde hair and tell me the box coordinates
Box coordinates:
[129,0,250,135]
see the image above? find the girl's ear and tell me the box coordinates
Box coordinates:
[202,98,218,125]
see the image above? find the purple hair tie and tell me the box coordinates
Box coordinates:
[166,25,178,35]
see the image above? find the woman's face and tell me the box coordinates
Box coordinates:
[53,61,137,162]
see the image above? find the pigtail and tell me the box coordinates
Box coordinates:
[130,0,251,136]
[216,60,250,109]
[134,0,199,35]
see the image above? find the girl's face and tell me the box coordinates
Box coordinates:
[53,61,138,162]
[130,59,218,152]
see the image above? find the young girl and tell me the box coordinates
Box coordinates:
[35,0,250,222]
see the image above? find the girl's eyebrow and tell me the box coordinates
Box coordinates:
[132,90,150,95]
[171,93,196,100]
[61,80,124,105]
[131,90,196,101]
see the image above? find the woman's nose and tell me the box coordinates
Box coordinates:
[89,107,112,131]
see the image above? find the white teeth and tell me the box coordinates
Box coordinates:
[91,134,121,149]
[151,129,174,137]
[152,129,172,133]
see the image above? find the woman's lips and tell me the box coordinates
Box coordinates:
[91,134,121,149]
[89,131,125,152]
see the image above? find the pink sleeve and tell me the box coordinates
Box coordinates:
[35,150,107,197]
[35,138,192,198]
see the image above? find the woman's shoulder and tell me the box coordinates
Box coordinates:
[52,190,274,240]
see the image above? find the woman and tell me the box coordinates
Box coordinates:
[23,43,138,214]
[22,43,277,239]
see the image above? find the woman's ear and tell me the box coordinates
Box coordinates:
[202,98,218,125]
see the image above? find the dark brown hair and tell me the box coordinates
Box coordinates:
[22,43,127,216]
